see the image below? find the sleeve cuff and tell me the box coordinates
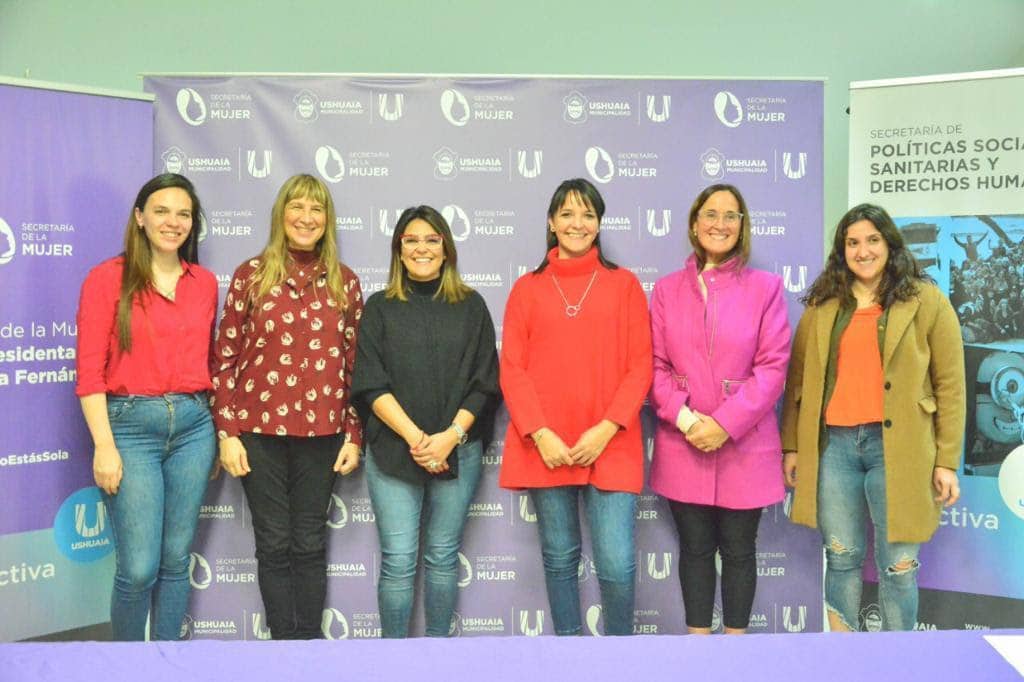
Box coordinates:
[676,407,699,433]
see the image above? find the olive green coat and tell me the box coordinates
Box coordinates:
[780,283,966,543]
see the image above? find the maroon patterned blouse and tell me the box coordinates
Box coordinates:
[210,251,363,443]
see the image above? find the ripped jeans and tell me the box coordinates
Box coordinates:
[818,424,921,631]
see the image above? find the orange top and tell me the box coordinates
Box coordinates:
[825,304,884,426]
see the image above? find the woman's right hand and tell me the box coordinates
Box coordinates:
[782,451,798,488]
[533,428,574,469]
[93,443,123,495]
[219,437,251,478]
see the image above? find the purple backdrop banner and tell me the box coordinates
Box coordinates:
[145,75,824,639]
[0,79,153,640]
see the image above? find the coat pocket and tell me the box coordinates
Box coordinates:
[673,374,688,391]
[722,378,747,398]
[918,396,937,414]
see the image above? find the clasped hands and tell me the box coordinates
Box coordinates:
[409,428,460,474]
[683,411,729,452]
[533,420,619,470]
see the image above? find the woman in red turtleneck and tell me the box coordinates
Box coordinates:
[499,178,652,636]
[211,174,363,640]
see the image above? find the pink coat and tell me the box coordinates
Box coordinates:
[648,256,791,509]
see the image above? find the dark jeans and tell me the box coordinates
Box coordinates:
[669,501,762,630]
[239,432,341,639]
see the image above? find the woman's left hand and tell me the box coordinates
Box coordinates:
[412,430,459,474]
[686,413,729,452]
[932,466,960,507]
[333,442,361,475]
[570,420,619,467]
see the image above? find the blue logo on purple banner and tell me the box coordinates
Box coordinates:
[53,487,114,562]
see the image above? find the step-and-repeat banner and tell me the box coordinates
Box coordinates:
[850,68,1024,630]
[144,75,824,640]
[0,79,153,640]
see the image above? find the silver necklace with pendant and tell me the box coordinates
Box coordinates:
[551,270,597,318]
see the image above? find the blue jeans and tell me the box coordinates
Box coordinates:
[102,393,215,641]
[530,485,636,636]
[818,424,921,631]
[365,440,483,638]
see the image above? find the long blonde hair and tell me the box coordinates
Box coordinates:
[249,174,347,309]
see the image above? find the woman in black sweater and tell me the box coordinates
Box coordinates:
[352,205,499,637]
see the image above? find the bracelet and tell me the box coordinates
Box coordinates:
[450,422,468,445]
[415,431,427,447]
[531,428,547,445]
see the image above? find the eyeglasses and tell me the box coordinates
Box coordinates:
[698,210,743,226]
[400,235,444,249]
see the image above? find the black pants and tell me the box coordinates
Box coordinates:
[669,501,762,630]
[240,432,340,639]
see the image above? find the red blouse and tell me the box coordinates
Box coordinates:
[210,252,363,443]
[499,248,653,493]
[75,256,218,397]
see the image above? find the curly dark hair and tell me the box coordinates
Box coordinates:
[802,203,932,308]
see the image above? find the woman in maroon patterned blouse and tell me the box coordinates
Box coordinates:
[211,174,363,639]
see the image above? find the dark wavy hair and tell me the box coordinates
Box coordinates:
[534,178,619,273]
[802,203,931,309]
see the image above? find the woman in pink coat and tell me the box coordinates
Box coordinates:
[649,183,791,634]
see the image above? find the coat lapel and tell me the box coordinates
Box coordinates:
[815,299,839,366]
[883,297,919,367]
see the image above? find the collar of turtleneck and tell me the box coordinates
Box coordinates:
[407,276,442,297]
[545,246,600,276]
[288,247,318,266]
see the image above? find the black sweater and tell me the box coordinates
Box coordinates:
[351,278,500,482]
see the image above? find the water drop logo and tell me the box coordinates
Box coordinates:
[321,608,350,640]
[646,95,671,123]
[246,150,272,178]
[189,552,212,589]
[176,88,207,126]
[998,445,1024,521]
[197,214,208,243]
[440,88,470,127]
[315,145,346,183]
[441,204,471,242]
[585,604,603,636]
[782,152,807,180]
[713,91,743,128]
[53,487,114,562]
[378,93,404,121]
[584,146,614,184]
[0,217,17,266]
[457,552,473,588]
[326,493,348,529]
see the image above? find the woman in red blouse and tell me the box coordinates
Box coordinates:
[76,173,218,640]
[499,178,653,635]
[212,174,363,639]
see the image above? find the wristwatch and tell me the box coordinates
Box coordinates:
[450,422,468,445]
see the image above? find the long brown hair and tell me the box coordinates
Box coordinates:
[117,173,203,352]
[803,203,930,309]
[384,205,472,303]
[248,174,348,309]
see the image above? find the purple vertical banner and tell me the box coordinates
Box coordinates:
[0,79,153,640]
[146,75,823,638]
